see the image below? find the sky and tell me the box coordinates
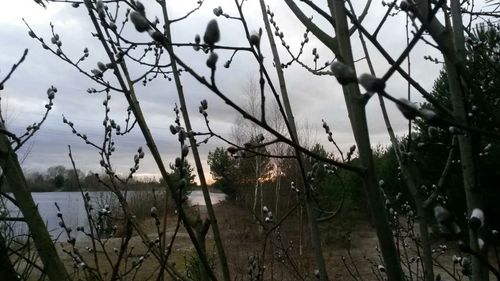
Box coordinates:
[0,0,476,183]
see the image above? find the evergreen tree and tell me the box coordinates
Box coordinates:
[414,24,500,227]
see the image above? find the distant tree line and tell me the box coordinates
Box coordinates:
[8,165,163,192]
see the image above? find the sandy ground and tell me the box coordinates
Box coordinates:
[15,202,494,280]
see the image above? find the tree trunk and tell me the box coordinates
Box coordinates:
[159,2,231,280]
[329,0,404,280]
[82,3,219,279]
[258,1,330,279]
[444,58,488,281]
[412,1,489,279]
[447,1,488,279]
[0,130,69,281]
[350,2,435,277]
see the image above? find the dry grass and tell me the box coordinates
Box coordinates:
[13,199,494,281]
[212,201,351,280]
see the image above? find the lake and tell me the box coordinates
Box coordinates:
[2,190,225,240]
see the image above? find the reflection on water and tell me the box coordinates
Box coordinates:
[2,190,225,241]
[188,190,226,206]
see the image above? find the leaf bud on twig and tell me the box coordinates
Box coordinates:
[400,0,410,11]
[203,19,220,46]
[469,208,484,230]
[330,61,357,85]
[358,73,385,92]
[91,69,102,77]
[478,238,485,251]
[130,11,150,33]
[151,31,164,43]
[249,28,262,47]
[97,61,106,72]
[396,98,419,120]
[96,0,104,12]
[206,52,218,70]
[170,125,178,135]
[150,206,158,218]
[135,1,145,15]
[181,145,189,157]
[200,99,208,110]
[419,108,438,123]
[213,6,223,17]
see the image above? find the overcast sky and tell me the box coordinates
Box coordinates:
[1,0,480,183]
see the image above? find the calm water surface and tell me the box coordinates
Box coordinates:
[4,190,225,240]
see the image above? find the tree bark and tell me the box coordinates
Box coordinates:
[413,0,489,278]
[0,130,69,281]
[258,1,330,280]
[328,0,405,280]
[364,36,434,281]
[352,6,435,277]
[159,2,231,280]
[82,3,218,279]
[448,1,488,279]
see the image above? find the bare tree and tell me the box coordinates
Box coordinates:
[0,49,69,281]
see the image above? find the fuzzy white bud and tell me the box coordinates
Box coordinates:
[419,108,438,122]
[91,69,102,76]
[151,31,164,42]
[200,99,208,110]
[469,208,484,230]
[130,11,150,33]
[358,73,385,92]
[249,29,262,47]
[330,61,356,85]
[396,98,419,120]
[478,238,485,251]
[434,205,451,224]
[150,206,158,218]
[206,52,218,70]
[203,19,220,46]
[97,61,106,72]
[135,1,145,15]
[400,0,410,11]
[181,145,189,157]
[170,125,178,135]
